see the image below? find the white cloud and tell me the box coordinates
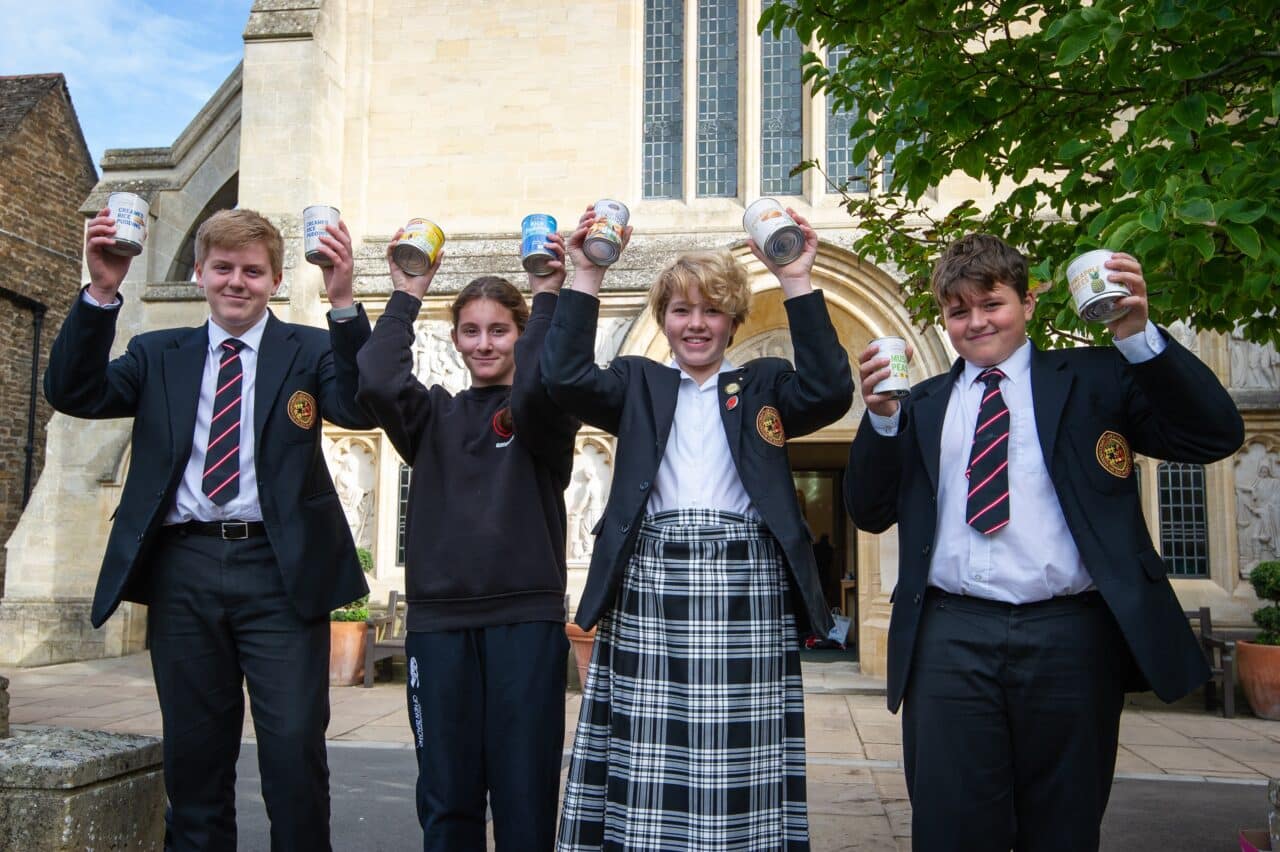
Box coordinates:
[1,0,251,163]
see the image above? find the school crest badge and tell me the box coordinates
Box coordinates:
[1095,430,1132,478]
[756,405,786,447]
[287,390,317,430]
[491,407,514,440]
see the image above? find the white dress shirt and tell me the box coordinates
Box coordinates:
[164,313,269,523]
[869,325,1165,603]
[647,359,758,518]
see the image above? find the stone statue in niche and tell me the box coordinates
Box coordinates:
[595,316,636,367]
[412,320,469,393]
[1229,328,1280,390]
[1166,320,1198,355]
[1235,442,1280,575]
[325,438,377,551]
[567,443,611,561]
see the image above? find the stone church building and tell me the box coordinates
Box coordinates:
[2,1,1277,677]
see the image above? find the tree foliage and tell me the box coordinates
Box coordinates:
[760,0,1280,347]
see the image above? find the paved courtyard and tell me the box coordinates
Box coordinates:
[4,652,1275,850]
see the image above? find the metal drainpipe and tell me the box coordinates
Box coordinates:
[0,286,49,507]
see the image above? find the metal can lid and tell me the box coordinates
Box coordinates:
[766,227,804,265]
[583,237,620,265]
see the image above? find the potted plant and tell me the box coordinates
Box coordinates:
[329,547,374,686]
[565,621,596,691]
[1237,560,1280,719]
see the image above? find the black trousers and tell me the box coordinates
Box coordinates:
[405,621,568,852]
[902,589,1128,852]
[148,528,331,852]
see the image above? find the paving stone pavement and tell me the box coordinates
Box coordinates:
[4,652,1275,850]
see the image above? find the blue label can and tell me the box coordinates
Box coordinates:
[520,213,558,276]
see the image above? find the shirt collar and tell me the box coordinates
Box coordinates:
[671,358,737,391]
[962,336,1031,387]
[207,310,269,355]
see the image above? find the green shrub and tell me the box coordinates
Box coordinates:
[1249,561,1280,646]
[356,547,374,574]
[331,592,371,623]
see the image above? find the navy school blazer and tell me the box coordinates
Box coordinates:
[845,335,1244,711]
[44,293,376,627]
[541,287,854,636]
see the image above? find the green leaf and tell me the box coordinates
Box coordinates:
[1183,229,1215,261]
[1222,222,1262,258]
[1057,139,1092,161]
[1223,200,1268,225]
[1154,0,1184,28]
[1167,50,1202,80]
[1105,218,1144,249]
[1171,94,1207,132]
[1056,33,1096,66]
[1175,198,1215,223]
[1139,208,1164,231]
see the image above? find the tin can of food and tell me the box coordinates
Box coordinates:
[303,205,341,267]
[870,336,911,398]
[743,198,804,266]
[392,218,446,276]
[1066,249,1131,324]
[520,213,558,276]
[106,192,148,257]
[583,199,630,266]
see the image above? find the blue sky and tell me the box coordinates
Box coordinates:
[0,0,253,169]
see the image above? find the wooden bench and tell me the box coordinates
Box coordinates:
[1185,606,1236,718]
[363,590,407,688]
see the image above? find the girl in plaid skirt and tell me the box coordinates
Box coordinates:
[542,205,854,850]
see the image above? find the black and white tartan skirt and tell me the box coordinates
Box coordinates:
[557,509,809,851]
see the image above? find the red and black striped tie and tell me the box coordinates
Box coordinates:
[202,338,245,506]
[966,367,1010,535]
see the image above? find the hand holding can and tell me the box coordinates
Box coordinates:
[84,207,132,303]
[860,337,913,417]
[582,199,630,266]
[105,192,148,257]
[1066,249,1132,324]
[392,218,446,276]
[303,205,341,267]
[520,214,558,276]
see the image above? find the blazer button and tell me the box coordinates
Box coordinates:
[922,544,931,556]
[620,522,631,534]
[913,593,922,605]
[136,534,144,542]
[639,480,650,491]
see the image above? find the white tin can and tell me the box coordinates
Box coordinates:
[1066,249,1131,324]
[743,198,804,266]
[583,199,630,266]
[870,336,910,398]
[392,218,446,276]
[106,192,148,257]
[303,205,341,267]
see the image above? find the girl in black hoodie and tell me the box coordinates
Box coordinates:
[357,231,578,852]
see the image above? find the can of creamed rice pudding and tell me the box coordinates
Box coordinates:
[743,198,803,266]
[1066,249,1131,323]
[870,336,910,398]
[106,192,148,257]
[583,199,629,266]
[303,205,341,267]
[520,214,558,276]
[392,218,446,276]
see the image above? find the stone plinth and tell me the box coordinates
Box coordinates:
[0,676,8,738]
[0,727,164,850]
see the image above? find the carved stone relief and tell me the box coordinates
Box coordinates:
[1230,328,1280,390]
[411,320,470,393]
[567,437,614,562]
[1166,320,1199,355]
[324,436,378,552]
[1235,441,1280,575]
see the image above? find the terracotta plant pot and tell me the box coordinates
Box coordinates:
[1236,640,1280,720]
[565,623,597,690]
[329,621,368,687]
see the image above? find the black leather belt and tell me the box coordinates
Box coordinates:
[170,521,267,540]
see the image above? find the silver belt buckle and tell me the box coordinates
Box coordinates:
[220,522,249,540]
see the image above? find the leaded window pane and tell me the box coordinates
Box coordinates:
[1158,462,1209,577]
[644,0,684,199]
[825,45,868,193]
[696,0,738,197]
[397,463,410,566]
[761,0,802,195]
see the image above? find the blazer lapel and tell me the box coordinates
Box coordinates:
[1030,343,1072,464]
[162,325,210,479]
[254,312,300,445]
[915,358,965,494]
[717,367,748,469]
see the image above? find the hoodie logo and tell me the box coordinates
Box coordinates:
[492,407,515,448]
